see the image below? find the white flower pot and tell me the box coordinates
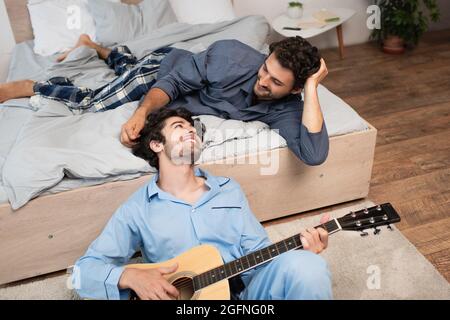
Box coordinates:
[287,6,303,19]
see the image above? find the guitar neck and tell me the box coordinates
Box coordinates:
[193,218,342,291]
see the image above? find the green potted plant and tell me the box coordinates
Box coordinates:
[287,1,303,19]
[371,0,440,54]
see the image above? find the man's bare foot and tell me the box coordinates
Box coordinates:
[56,34,95,62]
[0,80,35,103]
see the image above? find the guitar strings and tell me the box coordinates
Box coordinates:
[171,241,307,290]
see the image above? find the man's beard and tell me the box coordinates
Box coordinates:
[254,81,273,100]
[165,137,203,166]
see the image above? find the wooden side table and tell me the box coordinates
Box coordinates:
[272,8,356,59]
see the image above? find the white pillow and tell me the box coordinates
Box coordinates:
[88,0,177,46]
[169,0,236,24]
[27,0,120,56]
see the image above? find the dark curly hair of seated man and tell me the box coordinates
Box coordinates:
[132,107,205,170]
[269,36,322,89]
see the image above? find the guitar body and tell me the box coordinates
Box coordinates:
[126,244,230,300]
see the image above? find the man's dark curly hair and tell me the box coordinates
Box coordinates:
[132,107,204,170]
[269,36,321,89]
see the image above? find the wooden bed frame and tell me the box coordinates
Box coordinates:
[0,0,377,285]
[0,125,377,285]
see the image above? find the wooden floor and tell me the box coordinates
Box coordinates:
[264,29,450,283]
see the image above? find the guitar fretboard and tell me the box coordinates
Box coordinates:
[193,218,340,290]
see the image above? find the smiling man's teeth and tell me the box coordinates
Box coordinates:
[182,136,196,143]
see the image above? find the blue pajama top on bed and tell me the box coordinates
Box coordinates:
[154,39,329,165]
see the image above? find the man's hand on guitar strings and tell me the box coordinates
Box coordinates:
[119,263,180,300]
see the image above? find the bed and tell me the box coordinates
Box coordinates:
[0,0,377,285]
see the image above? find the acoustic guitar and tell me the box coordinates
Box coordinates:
[126,203,401,300]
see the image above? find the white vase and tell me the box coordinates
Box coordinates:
[287,6,303,19]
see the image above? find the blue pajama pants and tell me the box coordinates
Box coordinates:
[239,250,333,300]
[33,46,172,113]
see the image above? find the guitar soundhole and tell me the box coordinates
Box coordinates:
[172,277,195,300]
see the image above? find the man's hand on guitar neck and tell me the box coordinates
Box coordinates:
[118,263,180,300]
[300,214,330,254]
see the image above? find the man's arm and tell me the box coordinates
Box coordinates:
[267,108,329,165]
[72,205,141,300]
[121,88,170,147]
[301,58,328,133]
[121,49,208,147]
[72,208,140,300]
[72,200,180,300]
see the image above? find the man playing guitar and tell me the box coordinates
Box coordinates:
[71,107,331,300]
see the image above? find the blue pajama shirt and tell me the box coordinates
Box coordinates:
[71,168,332,300]
[34,39,329,165]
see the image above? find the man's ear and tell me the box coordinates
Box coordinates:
[290,87,303,95]
[149,140,163,153]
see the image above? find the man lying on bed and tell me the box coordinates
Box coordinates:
[71,106,332,300]
[0,34,329,165]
